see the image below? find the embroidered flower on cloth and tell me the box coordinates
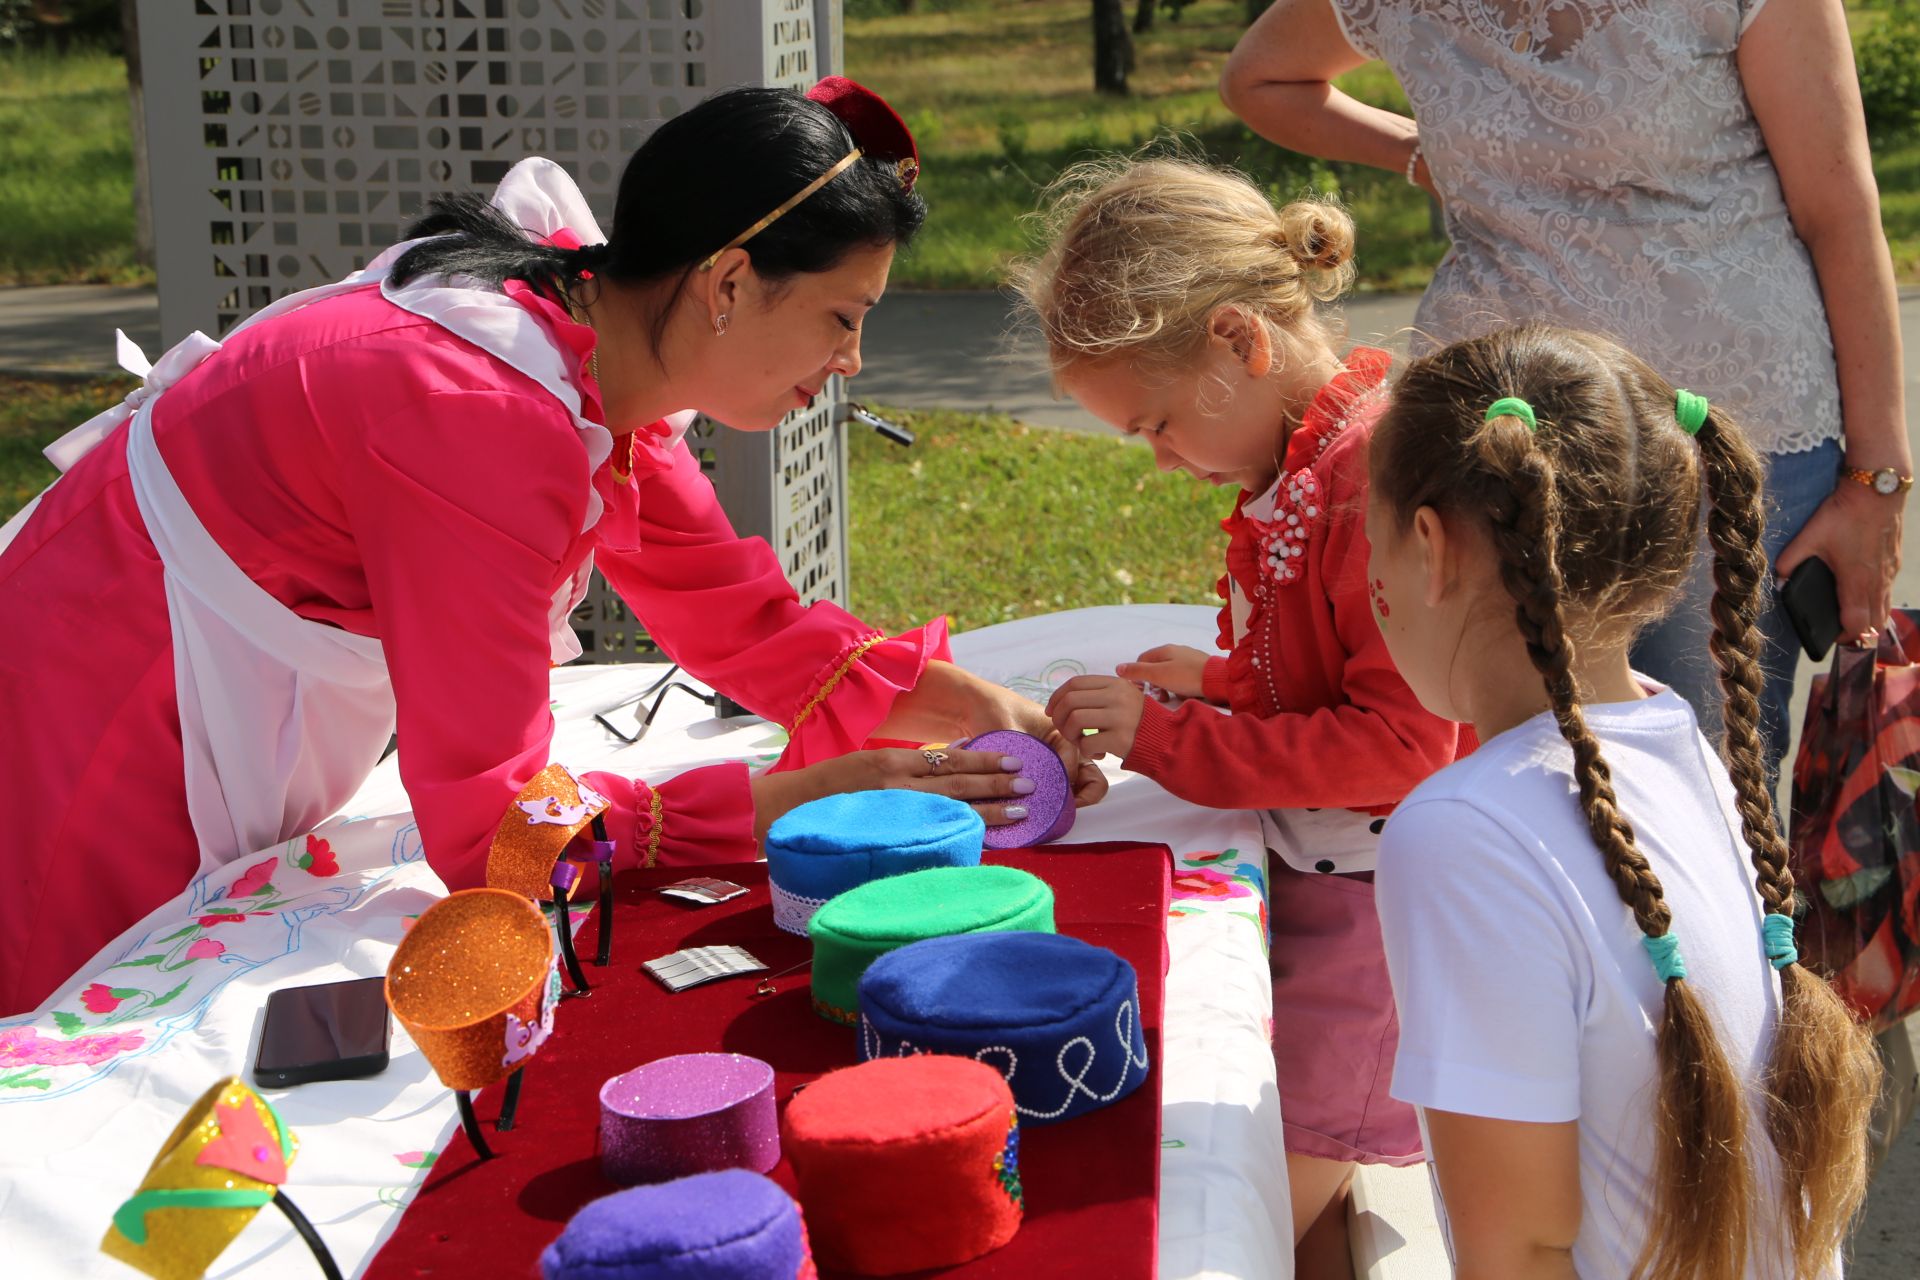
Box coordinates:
[231,858,278,898]
[0,1025,145,1067]
[299,834,339,877]
[1170,869,1253,901]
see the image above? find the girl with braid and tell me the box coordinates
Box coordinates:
[1365,323,1881,1279]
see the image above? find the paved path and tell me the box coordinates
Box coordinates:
[856,288,1429,433]
[4,278,1918,1275]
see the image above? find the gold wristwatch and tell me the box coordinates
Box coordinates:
[1842,465,1914,497]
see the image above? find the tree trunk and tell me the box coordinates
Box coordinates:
[1133,0,1155,34]
[121,0,154,270]
[1093,0,1132,95]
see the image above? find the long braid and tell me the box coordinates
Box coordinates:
[1475,409,1752,1280]
[1476,418,1670,935]
[1697,413,1880,1275]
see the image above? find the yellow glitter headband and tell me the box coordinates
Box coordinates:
[698,149,863,272]
[386,888,560,1093]
[101,1078,339,1280]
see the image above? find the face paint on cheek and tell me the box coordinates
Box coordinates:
[1369,578,1392,630]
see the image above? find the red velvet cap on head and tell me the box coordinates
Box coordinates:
[806,75,919,192]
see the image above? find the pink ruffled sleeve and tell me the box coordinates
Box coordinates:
[591,441,951,771]
[583,765,757,870]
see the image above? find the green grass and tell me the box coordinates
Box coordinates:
[845,405,1229,634]
[0,44,145,285]
[849,0,1442,291]
[0,380,1223,636]
[0,374,134,517]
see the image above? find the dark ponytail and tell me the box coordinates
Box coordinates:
[390,84,924,307]
[389,191,607,297]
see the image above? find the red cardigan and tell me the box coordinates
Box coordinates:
[1123,349,1470,814]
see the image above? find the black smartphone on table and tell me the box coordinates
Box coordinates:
[253,975,391,1087]
[1779,556,1844,663]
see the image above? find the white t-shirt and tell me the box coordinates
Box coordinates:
[1376,686,1824,1279]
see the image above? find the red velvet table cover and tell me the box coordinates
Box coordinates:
[362,842,1172,1280]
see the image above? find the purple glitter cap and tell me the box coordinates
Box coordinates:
[960,729,1076,849]
[597,1053,779,1186]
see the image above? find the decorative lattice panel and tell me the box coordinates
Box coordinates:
[138,0,852,650]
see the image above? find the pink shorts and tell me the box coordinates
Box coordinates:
[1269,859,1424,1167]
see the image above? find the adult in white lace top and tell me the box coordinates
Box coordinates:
[1222,0,1907,778]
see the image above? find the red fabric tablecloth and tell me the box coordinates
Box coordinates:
[363,842,1171,1279]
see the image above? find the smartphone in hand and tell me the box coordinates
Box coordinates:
[1779,556,1843,663]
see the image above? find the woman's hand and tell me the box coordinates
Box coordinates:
[1775,481,1905,644]
[1046,675,1148,763]
[749,746,1036,846]
[879,660,1106,807]
[1115,644,1213,700]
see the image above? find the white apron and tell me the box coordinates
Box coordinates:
[0,159,686,874]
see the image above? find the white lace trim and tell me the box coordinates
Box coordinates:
[769,881,828,936]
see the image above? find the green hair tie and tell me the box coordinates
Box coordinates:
[1674,389,1710,436]
[1642,931,1688,983]
[1762,912,1799,971]
[1484,397,1537,432]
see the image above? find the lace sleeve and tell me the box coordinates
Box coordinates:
[1327,0,1384,60]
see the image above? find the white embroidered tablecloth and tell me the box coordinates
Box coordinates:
[0,605,1289,1280]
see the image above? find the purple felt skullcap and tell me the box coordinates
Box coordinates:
[598,1053,779,1186]
[959,730,1075,849]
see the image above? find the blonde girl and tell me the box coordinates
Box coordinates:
[1366,324,1879,1278]
[1013,156,1470,1276]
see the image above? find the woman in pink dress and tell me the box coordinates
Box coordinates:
[0,78,1087,1015]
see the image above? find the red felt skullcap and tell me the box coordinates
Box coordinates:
[807,76,919,192]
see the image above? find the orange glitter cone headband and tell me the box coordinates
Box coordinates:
[386,888,560,1093]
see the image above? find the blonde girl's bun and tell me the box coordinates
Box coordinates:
[1009,151,1355,376]
[1273,199,1356,302]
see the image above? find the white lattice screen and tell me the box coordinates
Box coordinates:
[138,0,851,656]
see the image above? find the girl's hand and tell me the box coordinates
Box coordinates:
[750,746,1035,846]
[1115,644,1212,700]
[1045,725,1110,808]
[1775,481,1904,644]
[1045,675,1148,762]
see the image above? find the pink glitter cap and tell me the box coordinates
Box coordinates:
[597,1053,780,1186]
[959,730,1075,849]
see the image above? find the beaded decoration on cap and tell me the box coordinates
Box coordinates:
[698,75,919,272]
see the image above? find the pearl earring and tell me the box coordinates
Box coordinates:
[713,314,729,337]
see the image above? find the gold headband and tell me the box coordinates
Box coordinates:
[699,149,862,271]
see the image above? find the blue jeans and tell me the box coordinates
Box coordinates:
[1630,440,1841,780]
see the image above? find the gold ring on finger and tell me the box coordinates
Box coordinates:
[922,748,948,775]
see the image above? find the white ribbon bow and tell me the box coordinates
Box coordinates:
[42,328,223,475]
